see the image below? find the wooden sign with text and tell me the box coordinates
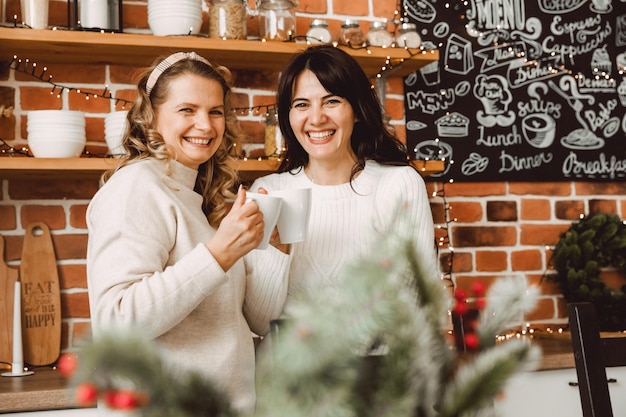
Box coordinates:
[20,222,61,366]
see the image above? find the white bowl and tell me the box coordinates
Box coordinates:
[28,139,86,158]
[149,15,202,36]
[28,110,85,124]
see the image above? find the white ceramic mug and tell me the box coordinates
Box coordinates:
[246,192,283,250]
[270,188,312,244]
[21,0,49,29]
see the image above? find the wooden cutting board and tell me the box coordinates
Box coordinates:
[20,222,61,366]
[0,234,18,368]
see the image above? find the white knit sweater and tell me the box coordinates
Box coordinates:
[252,160,439,313]
[86,158,290,414]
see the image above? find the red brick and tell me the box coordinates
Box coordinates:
[52,233,88,260]
[588,199,618,215]
[0,116,15,140]
[20,87,63,110]
[521,199,551,220]
[2,234,23,261]
[486,200,518,222]
[449,201,482,223]
[575,181,626,195]
[123,3,149,30]
[372,0,398,18]
[333,0,368,15]
[386,77,404,95]
[383,97,404,121]
[524,298,555,322]
[59,264,87,289]
[61,291,91,318]
[298,0,327,13]
[434,226,449,249]
[0,206,17,229]
[69,204,88,229]
[69,93,111,114]
[239,120,265,145]
[20,205,66,230]
[251,95,278,109]
[233,70,280,90]
[8,179,99,200]
[509,182,572,196]
[430,201,445,224]
[520,224,569,246]
[452,226,517,247]
[554,200,585,220]
[445,182,506,197]
[111,89,137,111]
[511,249,542,271]
[475,250,508,272]
[72,321,93,346]
[444,251,473,273]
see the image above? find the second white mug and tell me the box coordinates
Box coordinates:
[270,188,312,244]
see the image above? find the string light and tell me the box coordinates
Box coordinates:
[9,55,133,108]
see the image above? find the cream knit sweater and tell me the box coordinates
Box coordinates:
[87,158,290,414]
[252,160,439,314]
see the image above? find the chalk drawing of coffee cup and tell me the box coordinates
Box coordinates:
[590,0,612,13]
[522,113,556,149]
[420,61,440,86]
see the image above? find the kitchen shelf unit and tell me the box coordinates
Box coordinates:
[0,157,445,181]
[0,27,438,78]
[0,27,443,179]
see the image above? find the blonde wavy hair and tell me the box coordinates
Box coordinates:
[101,56,242,227]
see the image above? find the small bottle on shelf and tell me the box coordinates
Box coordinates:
[395,22,422,49]
[306,19,332,44]
[367,20,394,47]
[264,108,283,158]
[338,19,365,47]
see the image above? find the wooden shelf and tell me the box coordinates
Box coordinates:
[0,27,439,78]
[0,157,444,180]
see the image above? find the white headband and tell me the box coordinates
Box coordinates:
[145,52,212,95]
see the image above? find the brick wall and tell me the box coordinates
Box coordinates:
[1,0,625,355]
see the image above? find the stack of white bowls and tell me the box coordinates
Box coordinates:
[104,111,129,156]
[148,0,202,36]
[27,110,86,158]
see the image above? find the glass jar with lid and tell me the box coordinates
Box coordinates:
[208,0,247,39]
[338,19,365,47]
[264,108,283,157]
[366,20,393,47]
[257,0,297,41]
[395,22,422,49]
[306,19,331,44]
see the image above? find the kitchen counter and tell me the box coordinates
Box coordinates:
[0,332,596,413]
[0,366,90,413]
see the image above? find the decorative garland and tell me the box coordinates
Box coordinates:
[548,213,626,331]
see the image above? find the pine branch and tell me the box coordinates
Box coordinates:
[438,340,541,417]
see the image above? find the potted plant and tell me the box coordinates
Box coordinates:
[548,213,626,331]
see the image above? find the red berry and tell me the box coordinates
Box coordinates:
[105,389,143,410]
[75,382,99,406]
[57,353,78,378]
[476,298,487,310]
[471,281,486,297]
[452,300,467,315]
[464,333,480,350]
[453,288,466,301]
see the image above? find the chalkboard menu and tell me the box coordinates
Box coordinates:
[403,0,626,182]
